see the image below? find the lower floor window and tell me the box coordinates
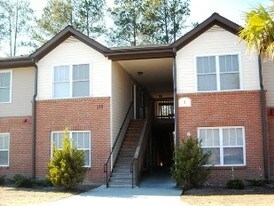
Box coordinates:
[51,131,91,167]
[0,133,9,166]
[198,127,245,166]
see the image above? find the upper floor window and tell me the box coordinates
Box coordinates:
[0,133,10,167]
[198,127,245,166]
[51,131,91,167]
[197,55,240,91]
[53,64,90,98]
[0,71,12,103]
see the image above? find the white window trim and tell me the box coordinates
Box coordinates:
[0,133,10,167]
[197,126,246,167]
[52,64,91,99]
[0,70,12,104]
[50,130,91,168]
[195,53,242,92]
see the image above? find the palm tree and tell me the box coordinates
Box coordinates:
[239,5,274,60]
[238,4,274,181]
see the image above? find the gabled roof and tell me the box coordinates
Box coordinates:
[31,26,111,61]
[0,13,242,67]
[172,12,242,51]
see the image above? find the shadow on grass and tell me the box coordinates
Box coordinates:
[1,183,100,194]
[183,185,274,196]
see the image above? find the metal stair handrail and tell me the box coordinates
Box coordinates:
[131,99,153,188]
[104,102,133,187]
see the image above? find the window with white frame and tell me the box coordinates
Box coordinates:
[51,131,91,167]
[0,133,10,166]
[0,71,12,103]
[197,54,240,91]
[53,64,90,98]
[198,127,245,166]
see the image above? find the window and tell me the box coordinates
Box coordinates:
[0,71,12,103]
[0,133,10,167]
[53,64,90,98]
[198,127,245,166]
[197,54,240,91]
[51,131,91,167]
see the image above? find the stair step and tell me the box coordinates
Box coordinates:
[111,173,132,178]
[107,119,143,187]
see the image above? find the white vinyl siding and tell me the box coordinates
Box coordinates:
[0,67,34,117]
[53,64,90,98]
[176,26,260,94]
[0,71,12,103]
[111,62,133,145]
[197,54,240,92]
[0,133,10,167]
[263,61,274,107]
[51,131,91,167]
[37,36,111,100]
[198,126,246,166]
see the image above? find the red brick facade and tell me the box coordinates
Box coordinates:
[177,91,264,185]
[267,109,274,179]
[0,116,33,178]
[35,97,110,184]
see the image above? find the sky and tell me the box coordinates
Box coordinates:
[0,0,271,57]
[29,0,271,26]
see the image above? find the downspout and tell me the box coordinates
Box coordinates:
[258,55,269,181]
[32,60,38,179]
[172,48,179,147]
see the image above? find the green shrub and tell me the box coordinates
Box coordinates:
[170,137,212,190]
[246,179,266,186]
[0,175,5,185]
[48,129,86,190]
[32,178,53,187]
[13,174,32,188]
[227,179,245,189]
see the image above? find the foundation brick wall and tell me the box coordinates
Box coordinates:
[35,97,110,184]
[0,116,33,178]
[177,90,264,185]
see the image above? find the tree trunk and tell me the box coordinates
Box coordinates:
[13,0,19,56]
[9,15,12,57]
[164,0,169,44]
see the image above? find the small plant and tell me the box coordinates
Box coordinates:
[171,136,212,191]
[0,175,5,185]
[246,179,266,186]
[13,174,32,188]
[48,129,87,190]
[32,178,53,187]
[227,179,244,189]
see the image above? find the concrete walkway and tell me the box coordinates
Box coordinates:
[42,168,184,206]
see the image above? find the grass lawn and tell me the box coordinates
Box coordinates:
[181,186,274,206]
[0,184,98,206]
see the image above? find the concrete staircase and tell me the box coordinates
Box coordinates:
[108,119,144,187]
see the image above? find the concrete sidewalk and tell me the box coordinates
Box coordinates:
[42,168,184,206]
[43,185,183,206]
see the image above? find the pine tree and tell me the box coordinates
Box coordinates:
[171,137,212,191]
[142,0,190,44]
[48,129,86,190]
[0,0,34,56]
[108,0,144,46]
[108,0,190,46]
[34,0,106,45]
